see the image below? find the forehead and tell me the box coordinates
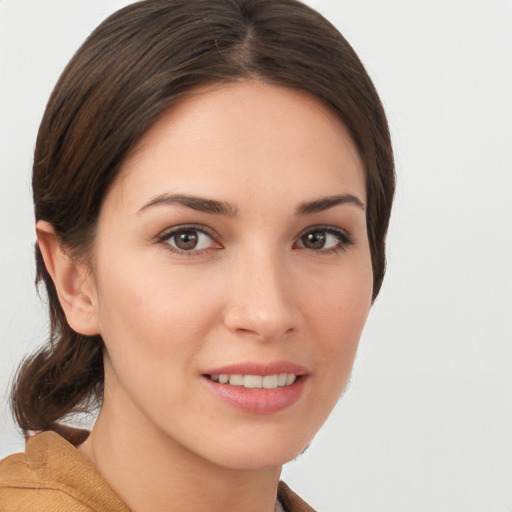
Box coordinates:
[109,80,366,213]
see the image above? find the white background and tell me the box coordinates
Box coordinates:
[1,1,511,511]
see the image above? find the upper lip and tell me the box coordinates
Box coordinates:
[203,361,308,376]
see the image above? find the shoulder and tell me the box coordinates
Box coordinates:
[0,430,128,512]
[278,481,317,512]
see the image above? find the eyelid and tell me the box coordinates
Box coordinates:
[153,223,353,255]
[294,225,354,251]
[154,223,222,254]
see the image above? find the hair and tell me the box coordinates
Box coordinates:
[11,0,395,435]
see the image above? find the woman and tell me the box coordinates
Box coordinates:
[0,0,394,510]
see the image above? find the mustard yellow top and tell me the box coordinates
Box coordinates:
[0,429,315,512]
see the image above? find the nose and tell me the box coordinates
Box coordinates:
[223,249,299,342]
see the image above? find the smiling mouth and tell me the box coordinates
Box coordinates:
[206,373,298,389]
[203,370,306,414]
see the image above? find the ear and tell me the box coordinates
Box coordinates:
[36,220,100,336]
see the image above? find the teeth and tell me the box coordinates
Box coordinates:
[286,373,296,386]
[244,375,262,388]
[209,373,298,388]
[262,375,278,389]
[229,374,244,386]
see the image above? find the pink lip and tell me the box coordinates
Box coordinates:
[201,361,309,415]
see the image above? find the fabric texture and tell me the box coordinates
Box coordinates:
[0,429,316,512]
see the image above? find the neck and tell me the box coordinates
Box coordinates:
[78,389,282,512]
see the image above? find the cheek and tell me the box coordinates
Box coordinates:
[305,261,373,369]
[92,262,229,424]
[93,259,224,371]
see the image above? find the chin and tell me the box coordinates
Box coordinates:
[188,422,318,471]
[212,443,309,471]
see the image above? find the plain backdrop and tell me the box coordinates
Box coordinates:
[1,1,511,511]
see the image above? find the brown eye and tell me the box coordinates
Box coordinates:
[301,231,327,250]
[174,230,199,250]
[297,228,352,252]
[162,228,216,253]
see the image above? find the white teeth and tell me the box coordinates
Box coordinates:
[262,375,279,389]
[285,374,296,385]
[209,373,298,388]
[244,375,263,388]
[229,374,244,386]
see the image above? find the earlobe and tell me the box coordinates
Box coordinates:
[36,220,100,336]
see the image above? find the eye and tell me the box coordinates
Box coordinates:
[296,227,353,252]
[157,226,219,254]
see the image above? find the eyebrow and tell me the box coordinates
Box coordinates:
[138,193,238,217]
[295,194,365,215]
[138,192,365,217]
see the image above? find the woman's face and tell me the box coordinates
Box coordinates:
[86,81,372,469]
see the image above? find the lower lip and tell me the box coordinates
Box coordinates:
[202,376,307,414]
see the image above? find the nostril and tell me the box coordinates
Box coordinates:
[223,299,299,341]
[235,328,266,341]
[233,325,296,341]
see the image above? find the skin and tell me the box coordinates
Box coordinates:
[38,80,373,512]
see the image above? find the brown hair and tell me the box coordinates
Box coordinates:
[11,0,395,435]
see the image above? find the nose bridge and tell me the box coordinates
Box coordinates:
[224,243,297,340]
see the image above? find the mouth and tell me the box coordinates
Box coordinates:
[201,363,308,414]
[205,373,298,389]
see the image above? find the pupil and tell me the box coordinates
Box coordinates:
[175,230,198,250]
[303,231,325,249]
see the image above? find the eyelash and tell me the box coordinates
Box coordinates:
[154,224,220,256]
[295,225,354,254]
[154,224,354,256]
